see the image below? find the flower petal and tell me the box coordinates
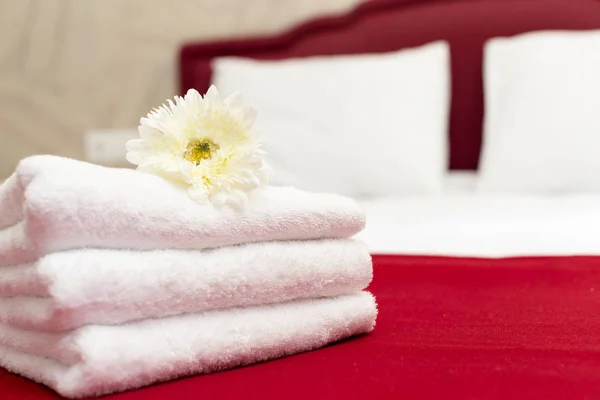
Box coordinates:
[224,91,243,107]
[225,189,248,210]
[125,139,147,152]
[184,89,202,111]
[204,85,219,103]
[241,107,258,128]
[125,151,143,166]
[189,185,209,203]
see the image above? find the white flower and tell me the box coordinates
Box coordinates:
[126,85,270,209]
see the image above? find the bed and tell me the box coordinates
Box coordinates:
[5,0,600,398]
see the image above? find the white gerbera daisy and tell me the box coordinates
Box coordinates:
[126,85,270,209]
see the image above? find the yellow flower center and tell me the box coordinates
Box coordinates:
[183,138,220,165]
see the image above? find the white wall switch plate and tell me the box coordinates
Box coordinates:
[84,129,139,166]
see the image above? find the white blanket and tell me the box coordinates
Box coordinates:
[358,194,600,257]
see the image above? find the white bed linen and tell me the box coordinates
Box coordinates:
[358,172,600,257]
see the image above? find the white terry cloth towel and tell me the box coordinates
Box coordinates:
[0,239,373,331]
[0,155,365,265]
[0,291,377,399]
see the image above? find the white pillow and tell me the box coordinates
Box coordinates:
[479,30,600,193]
[211,41,450,197]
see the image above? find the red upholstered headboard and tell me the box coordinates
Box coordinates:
[179,0,600,170]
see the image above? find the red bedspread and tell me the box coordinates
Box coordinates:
[3,255,600,399]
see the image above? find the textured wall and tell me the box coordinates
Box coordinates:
[0,0,361,179]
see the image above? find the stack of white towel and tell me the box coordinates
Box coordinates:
[0,155,377,398]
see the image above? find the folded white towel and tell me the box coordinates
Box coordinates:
[0,239,372,331]
[0,156,365,265]
[0,292,376,398]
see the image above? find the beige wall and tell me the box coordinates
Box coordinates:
[0,0,361,179]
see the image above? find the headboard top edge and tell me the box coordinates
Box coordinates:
[180,0,426,60]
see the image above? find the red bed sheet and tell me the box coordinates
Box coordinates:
[2,255,600,399]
